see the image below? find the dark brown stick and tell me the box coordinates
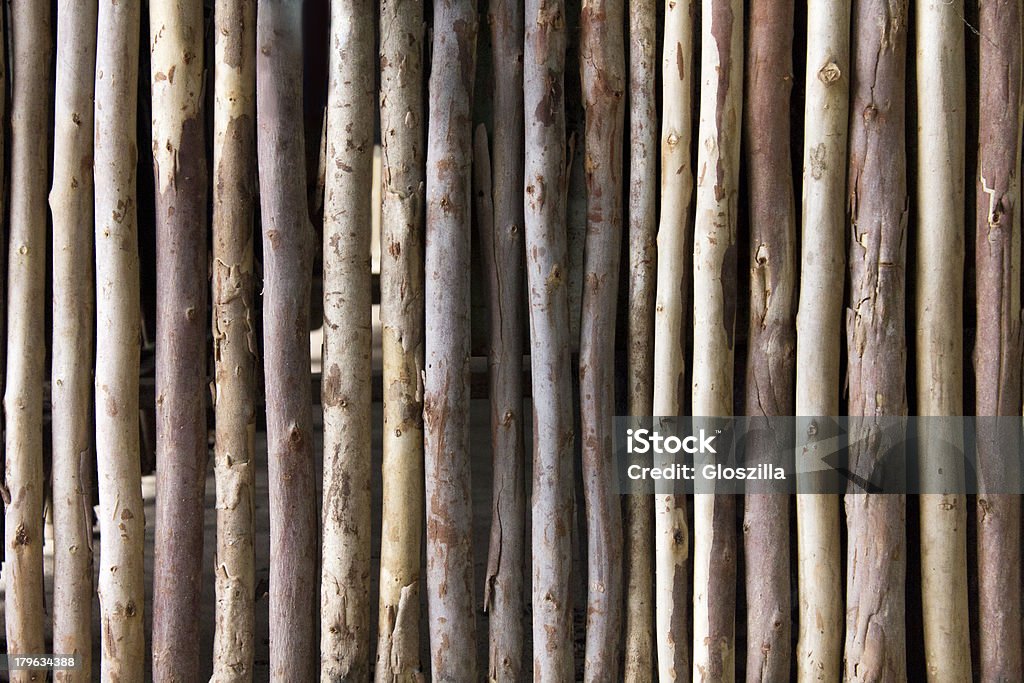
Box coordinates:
[256,2,318,678]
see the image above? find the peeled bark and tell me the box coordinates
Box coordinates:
[479,0,528,668]
[150,2,209,678]
[579,2,626,678]
[915,2,971,680]
[50,1,97,678]
[651,0,695,677]
[795,1,849,679]
[375,1,426,679]
[843,2,909,679]
[3,1,50,677]
[691,1,742,680]
[623,0,657,677]
[524,0,575,677]
[974,1,1024,679]
[319,0,374,678]
[742,0,795,679]
[481,5,526,680]
[94,0,145,678]
[257,2,318,679]
[423,1,478,677]
[211,0,257,678]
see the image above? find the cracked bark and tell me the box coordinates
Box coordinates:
[375,1,427,679]
[691,1,742,680]
[524,0,575,678]
[742,0,795,680]
[4,2,51,681]
[211,1,257,680]
[150,2,210,679]
[915,1,971,680]
[795,1,848,680]
[94,0,145,678]
[843,1,909,680]
[579,1,626,678]
[623,0,657,678]
[974,1,1024,680]
[423,0,478,678]
[651,0,695,678]
[320,0,374,678]
[256,2,318,679]
[51,1,96,679]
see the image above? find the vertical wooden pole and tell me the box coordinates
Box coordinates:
[51,0,97,677]
[320,0,375,677]
[579,0,626,678]
[481,0,527,672]
[150,1,209,678]
[524,0,575,677]
[94,0,145,677]
[376,1,427,679]
[652,0,695,677]
[843,1,909,679]
[423,0,478,677]
[257,2,318,679]
[691,1,742,680]
[623,0,657,677]
[795,2,848,680]
[3,1,50,679]
[915,1,971,679]
[974,1,1024,679]
[742,0,796,679]
[212,0,258,678]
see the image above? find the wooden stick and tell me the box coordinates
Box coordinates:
[974,1,1024,679]
[623,0,657,677]
[256,2,318,678]
[423,0,478,676]
[479,0,529,666]
[94,0,145,677]
[915,1,971,679]
[652,0,695,676]
[795,2,849,679]
[579,0,626,677]
[51,1,97,676]
[742,0,796,678]
[150,1,209,678]
[524,0,575,676]
[211,0,258,678]
[843,1,909,678]
[320,0,375,677]
[691,1,742,679]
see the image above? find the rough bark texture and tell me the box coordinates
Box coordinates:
[50,2,97,678]
[375,1,426,679]
[524,0,575,678]
[256,3,319,679]
[94,0,146,678]
[795,2,849,680]
[319,0,374,678]
[623,0,657,678]
[423,0,478,678]
[742,0,796,680]
[3,2,51,680]
[691,1,742,680]
[482,5,526,681]
[211,0,257,679]
[843,1,909,680]
[974,1,1024,679]
[579,1,626,678]
[651,0,695,678]
[150,2,210,679]
[915,2,971,680]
